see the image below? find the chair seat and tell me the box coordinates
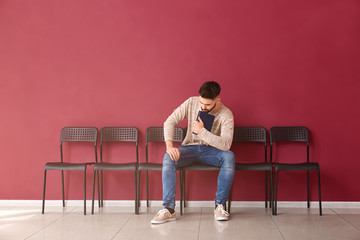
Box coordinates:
[236,163,273,171]
[181,164,220,171]
[94,162,137,171]
[45,162,88,171]
[138,163,163,171]
[138,163,185,171]
[275,162,319,171]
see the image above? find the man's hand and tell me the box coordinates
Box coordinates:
[166,146,181,161]
[192,117,204,134]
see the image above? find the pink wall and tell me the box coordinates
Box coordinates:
[1,0,359,202]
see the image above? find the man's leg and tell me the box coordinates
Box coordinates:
[199,146,235,220]
[152,146,199,224]
[162,145,200,209]
[162,152,177,210]
[214,150,235,206]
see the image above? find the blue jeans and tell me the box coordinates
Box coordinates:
[162,145,236,209]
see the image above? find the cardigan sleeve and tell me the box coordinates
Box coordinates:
[197,111,234,151]
[163,98,190,141]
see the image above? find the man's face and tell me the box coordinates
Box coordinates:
[199,96,218,113]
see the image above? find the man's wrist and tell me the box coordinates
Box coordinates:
[197,127,206,136]
[165,140,174,150]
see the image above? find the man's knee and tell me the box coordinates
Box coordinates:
[220,151,235,169]
[163,153,177,168]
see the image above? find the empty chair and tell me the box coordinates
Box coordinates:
[91,127,139,214]
[42,127,98,215]
[270,127,322,216]
[228,127,273,212]
[137,127,184,214]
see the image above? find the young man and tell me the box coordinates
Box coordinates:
[151,81,235,224]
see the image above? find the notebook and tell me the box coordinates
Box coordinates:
[193,111,215,134]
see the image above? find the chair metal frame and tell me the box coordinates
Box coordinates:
[270,126,322,216]
[228,127,273,212]
[42,127,98,215]
[91,127,139,214]
[137,127,184,214]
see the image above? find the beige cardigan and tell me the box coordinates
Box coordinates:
[164,96,234,151]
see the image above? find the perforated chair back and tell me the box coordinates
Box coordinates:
[100,127,139,164]
[233,126,267,163]
[100,127,138,142]
[146,127,183,143]
[233,127,266,143]
[60,127,98,163]
[61,127,98,143]
[270,127,308,143]
[270,127,309,164]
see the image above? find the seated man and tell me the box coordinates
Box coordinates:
[151,81,235,224]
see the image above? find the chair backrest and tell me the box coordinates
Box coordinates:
[145,127,183,163]
[233,127,267,163]
[61,127,98,143]
[100,127,139,163]
[270,126,309,163]
[270,127,308,143]
[233,127,267,143]
[146,127,183,143]
[60,127,98,163]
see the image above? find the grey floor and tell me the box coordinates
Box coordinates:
[1,205,360,240]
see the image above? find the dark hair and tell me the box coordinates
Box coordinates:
[198,81,221,99]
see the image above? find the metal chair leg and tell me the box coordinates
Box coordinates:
[270,169,274,214]
[265,171,268,208]
[318,170,322,216]
[146,170,149,207]
[183,171,186,208]
[42,170,47,214]
[97,170,101,208]
[228,188,232,214]
[61,170,65,207]
[84,169,87,215]
[92,170,96,214]
[274,169,278,215]
[180,170,183,215]
[138,170,141,211]
[307,170,310,208]
[100,170,104,208]
[135,169,139,214]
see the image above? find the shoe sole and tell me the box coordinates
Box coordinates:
[151,218,176,224]
[214,215,229,221]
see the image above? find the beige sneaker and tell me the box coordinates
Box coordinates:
[214,204,229,221]
[151,209,176,224]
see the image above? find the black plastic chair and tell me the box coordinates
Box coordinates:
[137,127,184,214]
[228,127,273,213]
[270,127,322,216]
[42,127,98,215]
[180,128,230,212]
[91,127,139,215]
